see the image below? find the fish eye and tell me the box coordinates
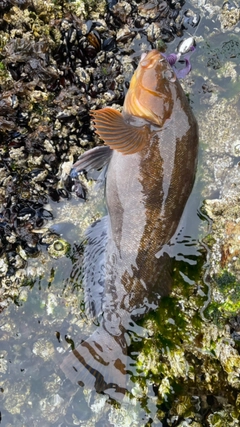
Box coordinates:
[163,69,176,82]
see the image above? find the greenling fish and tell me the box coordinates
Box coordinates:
[60,49,198,398]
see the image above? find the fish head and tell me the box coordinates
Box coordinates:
[89,50,186,155]
[124,50,177,127]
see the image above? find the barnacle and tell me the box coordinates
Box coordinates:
[47,238,70,259]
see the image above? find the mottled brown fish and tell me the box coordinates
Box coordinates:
[60,50,198,398]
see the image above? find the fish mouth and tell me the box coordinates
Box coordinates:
[140,50,163,68]
[140,52,147,62]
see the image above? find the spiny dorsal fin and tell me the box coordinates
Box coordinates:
[90,107,150,155]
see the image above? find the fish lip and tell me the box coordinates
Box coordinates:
[140,52,147,62]
[140,50,162,68]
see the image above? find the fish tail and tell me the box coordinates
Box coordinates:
[60,327,128,398]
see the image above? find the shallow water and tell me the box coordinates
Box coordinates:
[1,1,240,425]
[0,183,206,426]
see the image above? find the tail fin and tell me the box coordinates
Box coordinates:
[60,327,128,399]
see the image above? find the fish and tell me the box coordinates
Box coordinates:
[60,49,198,399]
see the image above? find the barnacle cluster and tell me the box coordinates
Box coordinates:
[220,0,240,31]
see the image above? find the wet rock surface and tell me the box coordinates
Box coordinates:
[0,0,240,425]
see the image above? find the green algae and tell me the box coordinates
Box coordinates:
[208,407,240,427]
[131,255,207,391]
[204,37,240,69]
[216,270,237,291]
[206,270,240,324]
[123,243,240,424]
[199,35,240,103]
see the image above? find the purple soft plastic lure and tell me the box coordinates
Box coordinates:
[163,45,196,79]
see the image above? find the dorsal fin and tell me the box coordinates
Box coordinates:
[90,108,150,155]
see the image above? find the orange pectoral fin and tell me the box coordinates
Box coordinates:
[90,107,150,155]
